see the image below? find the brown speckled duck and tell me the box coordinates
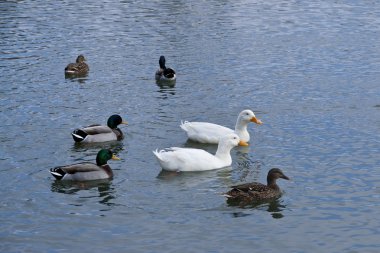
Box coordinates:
[225,168,289,205]
[49,149,120,181]
[155,55,176,82]
[65,55,89,75]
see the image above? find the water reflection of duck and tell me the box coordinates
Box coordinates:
[180,109,263,145]
[155,55,176,82]
[224,168,289,205]
[230,199,286,219]
[50,178,111,194]
[64,54,89,76]
[71,115,128,143]
[50,179,116,206]
[49,149,120,181]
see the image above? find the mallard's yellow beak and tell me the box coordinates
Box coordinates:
[238,140,249,146]
[112,154,121,160]
[250,116,263,125]
[121,121,128,125]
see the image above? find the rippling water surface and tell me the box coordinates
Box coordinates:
[1,1,380,252]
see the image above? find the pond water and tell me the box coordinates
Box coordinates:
[1,1,380,252]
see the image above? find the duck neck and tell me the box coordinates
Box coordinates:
[112,128,123,141]
[159,58,166,70]
[96,157,107,166]
[215,145,232,163]
[267,177,280,191]
[101,164,113,178]
[235,122,249,140]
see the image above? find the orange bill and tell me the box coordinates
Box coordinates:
[238,140,249,146]
[250,117,263,125]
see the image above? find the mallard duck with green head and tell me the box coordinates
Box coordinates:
[72,115,128,143]
[155,55,176,81]
[225,168,290,205]
[65,55,89,75]
[49,149,120,181]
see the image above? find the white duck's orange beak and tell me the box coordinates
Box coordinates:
[112,154,121,160]
[238,140,249,146]
[250,116,263,125]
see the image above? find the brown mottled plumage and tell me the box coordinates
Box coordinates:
[225,168,289,205]
[65,55,89,75]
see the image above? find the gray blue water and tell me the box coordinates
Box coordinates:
[1,1,380,252]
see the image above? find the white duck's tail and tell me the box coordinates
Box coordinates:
[152,149,162,160]
[180,120,189,131]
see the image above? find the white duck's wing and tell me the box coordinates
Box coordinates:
[180,121,234,144]
[153,147,222,172]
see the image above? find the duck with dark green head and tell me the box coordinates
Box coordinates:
[65,54,89,76]
[155,55,176,82]
[50,149,120,181]
[72,115,128,143]
[225,168,290,205]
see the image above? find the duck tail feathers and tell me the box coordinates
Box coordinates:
[153,149,160,158]
[180,120,189,130]
[222,193,233,198]
[71,129,87,142]
[50,167,65,180]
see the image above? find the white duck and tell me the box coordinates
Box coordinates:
[180,109,263,144]
[153,133,247,172]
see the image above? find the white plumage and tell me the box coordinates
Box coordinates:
[153,133,247,172]
[180,109,262,144]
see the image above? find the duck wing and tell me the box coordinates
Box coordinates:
[65,63,78,72]
[57,162,102,173]
[230,182,269,192]
[82,125,113,135]
[153,147,220,172]
[180,121,234,143]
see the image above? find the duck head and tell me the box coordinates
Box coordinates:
[96,149,120,166]
[76,55,86,63]
[107,115,128,129]
[220,133,249,148]
[267,168,290,186]
[159,55,166,69]
[238,109,263,125]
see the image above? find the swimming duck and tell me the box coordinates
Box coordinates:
[224,168,289,204]
[50,149,120,181]
[180,109,263,145]
[65,55,89,75]
[72,114,128,143]
[153,133,248,172]
[155,55,176,81]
